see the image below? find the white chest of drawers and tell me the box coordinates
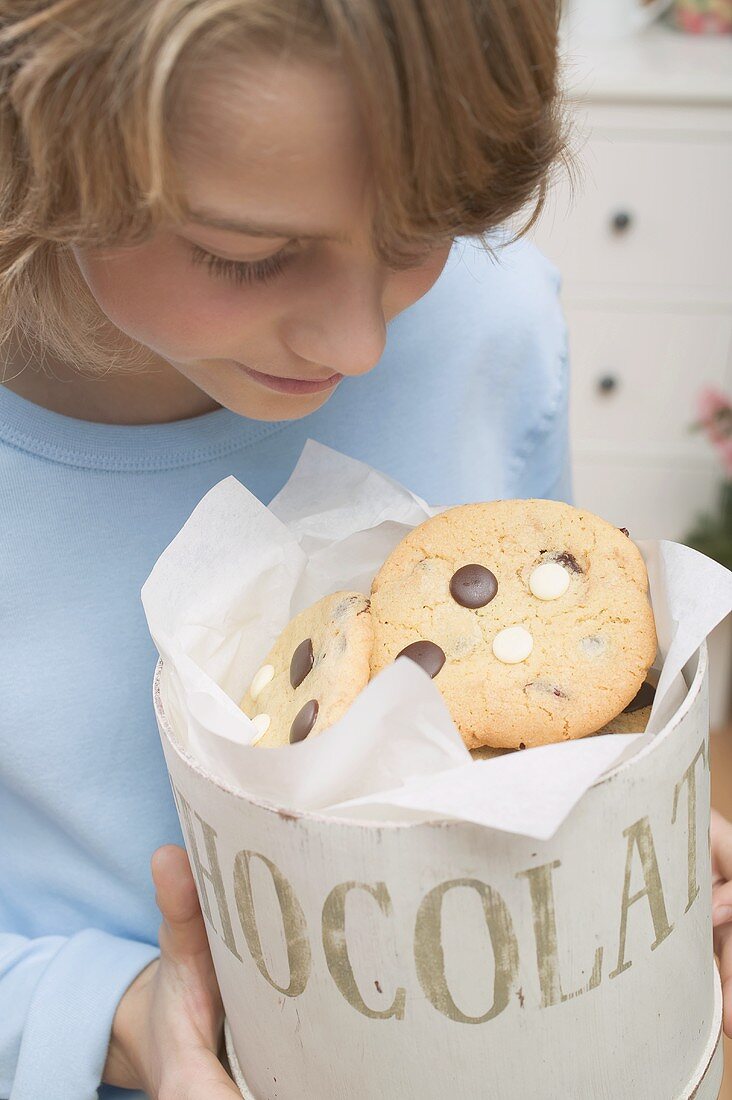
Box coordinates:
[533,25,732,542]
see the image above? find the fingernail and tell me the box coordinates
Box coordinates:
[713,905,732,925]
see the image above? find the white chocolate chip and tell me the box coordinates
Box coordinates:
[250,664,275,700]
[529,562,570,601]
[492,626,534,664]
[250,713,271,745]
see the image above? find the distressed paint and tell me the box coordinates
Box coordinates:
[322,881,406,1020]
[232,850,311,997]
[673,741,708,914]
[413,878,519,1024]
[517,860,603,1006]
[155,645,722,1099]
[609,815,675,980]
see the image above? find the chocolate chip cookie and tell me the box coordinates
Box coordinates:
[369,500,657,749]
[594,679,656,735]
[240,591,373,748]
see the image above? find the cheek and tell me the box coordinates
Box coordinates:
[385,245,452,317]
[75,239,271,360]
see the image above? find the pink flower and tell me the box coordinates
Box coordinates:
[698,387,732,476]
[678,10,706,31]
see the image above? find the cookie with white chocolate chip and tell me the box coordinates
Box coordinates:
[240,591,373,748]
[369,500,657,750]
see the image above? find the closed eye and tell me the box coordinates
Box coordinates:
[189,243,295,286]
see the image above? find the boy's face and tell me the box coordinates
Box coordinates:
[74,58,451,422]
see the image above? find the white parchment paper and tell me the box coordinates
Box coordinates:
[142,442,732,840]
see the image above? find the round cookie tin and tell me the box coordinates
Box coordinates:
[154,644,722,1100]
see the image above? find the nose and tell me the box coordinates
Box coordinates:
[282,263,387,378]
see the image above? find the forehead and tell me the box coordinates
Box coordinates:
[172,55,370,235]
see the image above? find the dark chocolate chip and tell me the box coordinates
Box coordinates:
[449,564,498,609]
[290,638,314,689]
[550,551,583,574]
[620,527,630,537]
[396,640,446,679]
[290,699,319,743]
[623,680,656,713]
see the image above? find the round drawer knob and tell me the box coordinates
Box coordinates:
[598,374,619,395]
[611,210,633,234]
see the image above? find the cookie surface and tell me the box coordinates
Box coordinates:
[370,500,657,749]
[596,705,652,735]
[240,592,372,748]
[594,678,656,735]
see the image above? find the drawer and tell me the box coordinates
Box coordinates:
[567,306,732,452]
[572,454,719,542]
[534,131,732,292]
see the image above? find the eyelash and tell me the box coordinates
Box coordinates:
[189,243,293,286]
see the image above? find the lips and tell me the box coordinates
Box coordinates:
[235,363,343,396]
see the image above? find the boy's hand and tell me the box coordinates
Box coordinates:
[712,809,732,1038]
[103,844,240,1098]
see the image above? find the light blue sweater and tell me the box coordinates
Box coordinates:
[0,239,570,1100]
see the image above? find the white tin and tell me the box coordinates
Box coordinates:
[155,644,722,1099]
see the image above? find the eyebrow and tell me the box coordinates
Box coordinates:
[187,207,334,241]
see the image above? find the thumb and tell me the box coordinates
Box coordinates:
[711,810,732,885]
[713,879,732,926]
[152,844,211,963]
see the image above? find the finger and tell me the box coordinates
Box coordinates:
[195,1048,242,1098]
[713,880,732,926]
[168,1047,242,1099]
[151,845,210,961]
[711,810,732,883]
[715,914,732,960]
[714,922,732,1038]
[151,844,226,1060]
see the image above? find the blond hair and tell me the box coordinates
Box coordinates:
[0,0,564,372]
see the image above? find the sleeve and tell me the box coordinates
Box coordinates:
[509,288,574,506]
[1,929,159,1100]
[519,334,574,505]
